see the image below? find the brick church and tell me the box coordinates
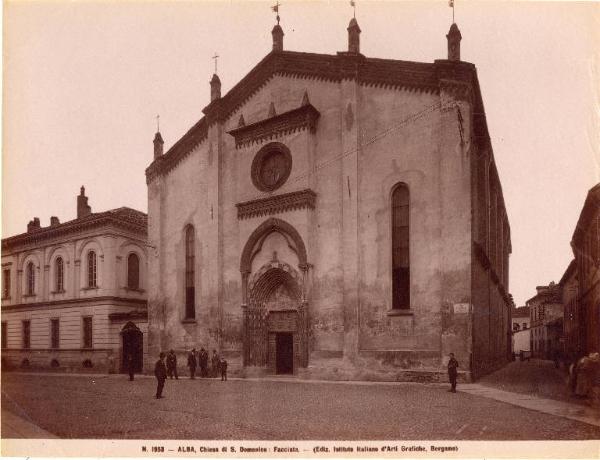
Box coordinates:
[145,17,512,381]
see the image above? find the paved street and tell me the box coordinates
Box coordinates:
[2,373,600,440]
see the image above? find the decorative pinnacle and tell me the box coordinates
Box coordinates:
[212,53,219,74]
[271,1,281,25]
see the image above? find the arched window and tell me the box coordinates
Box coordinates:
[127,253,140,290]
[87,251,97,288]
[392,184,410,309]
[185,226,195,319]
[55,257,64,292]
[26,262,35,295]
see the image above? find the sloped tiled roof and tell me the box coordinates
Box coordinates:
[2,207,147,251]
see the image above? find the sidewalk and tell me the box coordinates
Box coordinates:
[460,383,600,427]
[1,408,57,438]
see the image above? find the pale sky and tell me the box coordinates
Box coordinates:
[2,1,599,307]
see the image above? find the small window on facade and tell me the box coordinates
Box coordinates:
[26,262,35,295]
[185,225,196,319]
[522,322,528,330]
[127,253,140,290]
[1,322,7,349]
[2,269,10,299]
[392,184,410,309]
[51,319,60,349]
[22,320,30,349]
[55,257,64,292]
[87,251,97,287]
[82,316,93,348]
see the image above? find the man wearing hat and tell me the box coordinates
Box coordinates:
[154,352,167,399]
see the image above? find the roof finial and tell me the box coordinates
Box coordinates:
[350,0,356,19]
[271,1,281,25]
[156,114,160,133]
[212,52,219,74]
[449,0,455,24]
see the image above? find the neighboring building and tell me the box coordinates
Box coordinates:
[511,306,530,354]
[559,259,580,359]
[527,282,563,359]
[145,19,512,382]
[1,188,148,373]
[570,183,600,356]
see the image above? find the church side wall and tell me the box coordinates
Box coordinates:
[470,141,512,378]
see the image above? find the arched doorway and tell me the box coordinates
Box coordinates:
[121,322,143,373]
[240,218,311,373]
[245,262,307,373]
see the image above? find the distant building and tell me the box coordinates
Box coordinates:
[1,188,148,373]
[526,282,563,359]
[570,183,600,356]
[559,259,580,359]
[511,306,530,354]
[145,18,513,381]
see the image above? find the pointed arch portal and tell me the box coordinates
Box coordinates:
[240,218,310,372]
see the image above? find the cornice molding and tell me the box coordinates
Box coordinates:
[228,104,320,149]
[236,189,316,220]
[1,296,147,312]
[2,212,147,253]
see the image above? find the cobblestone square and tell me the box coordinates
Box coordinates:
[2,373,599,440]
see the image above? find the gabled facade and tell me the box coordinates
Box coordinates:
[1,188,148,373]
[145,19,512,381]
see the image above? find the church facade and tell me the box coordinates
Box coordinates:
[145,20,512,381]
[1,188,148,373]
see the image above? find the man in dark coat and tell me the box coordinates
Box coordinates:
[211,350,220,378]
[220,357,228,381]
[447,353,459,393]
[166,349,178,379]
[127,353,135,381]
[199,347,208,378]
[187,348,197,379]
[154,352,167,399]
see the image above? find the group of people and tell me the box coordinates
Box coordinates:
[151,349,228,399]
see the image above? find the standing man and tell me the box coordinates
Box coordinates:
[447,353,459,393]
[166,349,178,380]
[127,353,135,381]
[220,357,228,381]
[211,349,220,378]
[199,347,208,378]
[188,348,197,380]
[154,352,167,399]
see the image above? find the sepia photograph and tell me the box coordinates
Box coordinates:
[1,0,599,456]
